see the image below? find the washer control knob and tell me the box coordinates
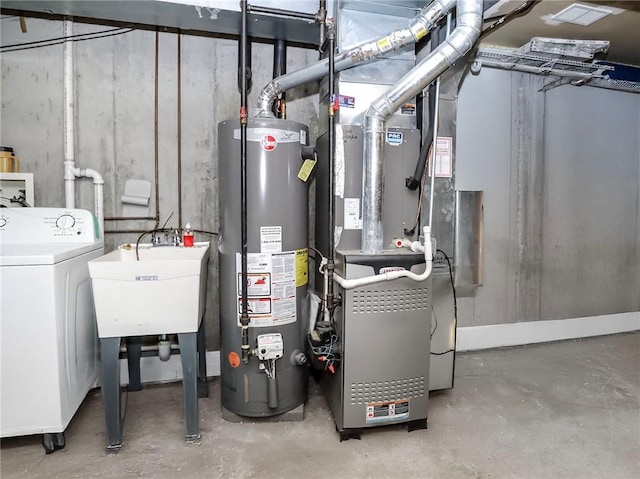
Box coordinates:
[56,214,76,230]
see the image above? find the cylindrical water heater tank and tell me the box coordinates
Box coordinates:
[218,118,310,417]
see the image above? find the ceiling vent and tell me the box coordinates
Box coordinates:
[551,3,613,26]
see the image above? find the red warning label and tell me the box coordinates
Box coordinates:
[261,135,277,151]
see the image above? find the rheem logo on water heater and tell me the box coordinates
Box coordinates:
[261,135,277,151]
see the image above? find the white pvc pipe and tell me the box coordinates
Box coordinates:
[333,226,433,290]
[428,77,441,229]
[63,19,75,209]
[62,20,106,237]
[393,237,426,253]
[74,168,105,239]
[428,11,453,229]
[323,266,331,323]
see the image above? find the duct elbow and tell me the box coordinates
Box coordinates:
[364,105,387,127]
[445,24,481,58]
[451,0,483,50]
[437,1,483,66]
[414,0,456,34]
[256,81,280,118]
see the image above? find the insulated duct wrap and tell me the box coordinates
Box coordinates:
[361,0,483,254]
[255,0,456,117]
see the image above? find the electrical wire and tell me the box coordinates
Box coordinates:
[193,229,219,236]
[310,333,338,371]
[431,304,438,338]
[430,249,457,356]
[1,196,30,207]
[431,349,454,356]
[1,27,135,53]
[134,213,174,259]
[1,26,130,49]
[308,245,324,261]
[481,1,538,39]
[407,142,433,235]
[438,249,457,321]
[134,227,171,260]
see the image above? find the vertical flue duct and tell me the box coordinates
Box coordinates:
[255,0,456,117]
[361,0,483,254]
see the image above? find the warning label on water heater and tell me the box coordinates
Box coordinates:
[236,252,297,327]
[260,226,282,253]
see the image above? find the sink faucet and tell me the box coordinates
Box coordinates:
[151,229,181,247]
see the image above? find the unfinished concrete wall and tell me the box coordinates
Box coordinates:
[0,17,320,348]
[456,68,640,327]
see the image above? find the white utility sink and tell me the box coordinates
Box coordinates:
[88,243,210,338]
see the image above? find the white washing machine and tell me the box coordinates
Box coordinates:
[0,207,103,453]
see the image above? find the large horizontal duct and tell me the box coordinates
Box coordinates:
[255,0,456,117]
[0,0,320,45]
[361,0,483,254]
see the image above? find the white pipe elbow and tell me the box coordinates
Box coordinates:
[74,167,104,184]
[335,226,433,290]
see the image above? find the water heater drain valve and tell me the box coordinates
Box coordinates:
[256,333,284,361]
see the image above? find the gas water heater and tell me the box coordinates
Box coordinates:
[218,118,310,417]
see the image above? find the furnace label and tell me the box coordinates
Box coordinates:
[428,136,453,178]
[385,132,403,146]
[365,399,410,424]
[343,198,362,230]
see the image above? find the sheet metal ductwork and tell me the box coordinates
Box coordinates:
[255,0,456,117]
[361,0,483,254]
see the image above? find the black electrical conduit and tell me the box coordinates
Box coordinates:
[272,39,286,119]
[239,0,251,364]
[246,3,316,21]
[177,32,183,230]
[405,27,441,238]
[481,0,538,38]
[403,0,538,232]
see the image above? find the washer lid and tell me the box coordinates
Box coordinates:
[0,242,104,266]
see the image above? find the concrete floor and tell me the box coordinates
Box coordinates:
[2,332,638,479]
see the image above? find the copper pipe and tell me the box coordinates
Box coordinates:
[105,30,161,225]
[153,29,160,229]
[105,229,156,234]
[177,32,183,229]
[104,216,156,221]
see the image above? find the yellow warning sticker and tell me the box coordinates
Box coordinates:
[377,37,392,53]
[415,26,428,41]
[295,248,309,287]
[297,159,317,182]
